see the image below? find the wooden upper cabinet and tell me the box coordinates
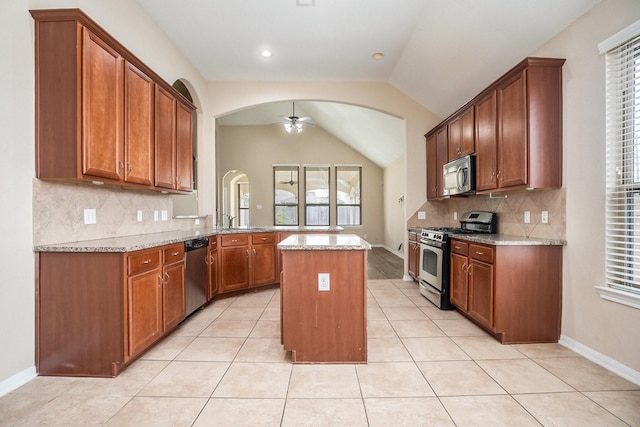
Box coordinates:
[31,9,195,194]
[176,102,194,192]
[124,62,155,186]
[497,71,528,188]
[81,28,124,181]
[426,134,438,200]
[448,107,474,160]
[155,86,177,190]
[475,91,498,192]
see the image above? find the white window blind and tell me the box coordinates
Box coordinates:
[605,29,640,295]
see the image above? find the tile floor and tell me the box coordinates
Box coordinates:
[2,279,639,426]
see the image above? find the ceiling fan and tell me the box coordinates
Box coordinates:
[281,102,315,133]
[278,171,297,186]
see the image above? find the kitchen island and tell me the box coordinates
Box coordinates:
[278,234,371,363]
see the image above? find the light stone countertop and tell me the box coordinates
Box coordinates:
[278,233,371,251]
[450,233,566,246]
[34,226,344,253]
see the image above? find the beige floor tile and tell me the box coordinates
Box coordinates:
[367,280,395,290]
[249,320,281,338]
[104,396,207,427]
[281,398,368,427]
[216,307,265,321]
[356,362,435,397]
[175,337,244,361]
[419,305,465,320]
[234,337,290,362]
[535,357,640,392]
[288,364,361,398]
[367,338,413,362]
[381,306,429,320]
[584,390,640,426]
[477,359,574,394]
[399,287,422,298]
[193,398,285,427]
[141,335,195,361]
[172,317,213,337]
[364,397,455,427]
[417,361,506,396]
[390,319,446,337]
[368,319,397,338]
[451,336,526,359]
[432,318,486,336]
[393,279,418,289]
[0,393,59,426]
[208,296,236,309]
[66,360,169,396]
[199,319,257,337]
[229,290,275,308]
[193,304,226,320]
[440,395,541,427]
[367,305,386,320]
[512,342,578,358]
[11,375,78,396]
[408,295,432,307]
[514,392,629,427]
[137,361,229,397]
[260,307,281,321]
[17,394,130,426]
[369,288,406,299]
[402,337,470,361]
[374,296,416,308]
[213,362,292,398]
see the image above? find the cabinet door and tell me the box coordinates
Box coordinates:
[252,243,278,287]
[460,107,475,157]
[127,270,163,358]
[475,91,498,191]
[124,61,154,186]
[408,240,419,279]
[163,262,185,331]
[448,117,462,160]
[82,28,124,181]
[220,246,250,292]
[468,260,494,329]
[436,127,449,198]
[155,86,176,189]
[450,253,469,310]
[207,249,218,299]
[426,134,438,200]
[497,71,528,188]
[176,102,193,192]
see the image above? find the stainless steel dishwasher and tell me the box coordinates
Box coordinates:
[184,237,209,316]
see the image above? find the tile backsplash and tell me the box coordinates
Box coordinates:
[407,188,566,240]
[33,179,212,245]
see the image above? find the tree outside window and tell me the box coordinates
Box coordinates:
[336,166,361,226]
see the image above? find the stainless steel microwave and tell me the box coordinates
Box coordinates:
[443,155,475,196]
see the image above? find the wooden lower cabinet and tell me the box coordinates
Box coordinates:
[449,239,562,343]
[37,243,186,377]
[408,231,420,281]
[252,233,278,287]
[207,237,218,299]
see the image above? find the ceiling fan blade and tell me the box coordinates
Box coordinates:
[298,116,312,121]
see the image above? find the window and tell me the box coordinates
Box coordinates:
[305,166,330,226]
[237,181,249,227]
[599,20,640,308]
[274,166,299,225]
[336,166,361,226]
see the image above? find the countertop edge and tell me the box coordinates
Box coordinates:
[450,233,566,246]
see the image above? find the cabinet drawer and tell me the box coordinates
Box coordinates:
[128,249,161,275]
[220,234,250,247]
[408,231,418,242]
[450,240,468,256]
[209,237,218,250]
[252,233,276,245]
[163,243,184,264]
[469,244,494,263]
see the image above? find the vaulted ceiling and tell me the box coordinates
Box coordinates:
[136,0,600,167]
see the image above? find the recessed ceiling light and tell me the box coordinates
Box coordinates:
[372,52,385,60]
[297,0,315,6]
[260,50,272,58]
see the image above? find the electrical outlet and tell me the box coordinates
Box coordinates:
[137,210,143,222]
[541,211,549,224]
[153,210,159,221]
[524,211,531,224]
[418,211,426,220]
[454,211,458,220]
[84,209,96,225]
[195,219,200,225]
[318,273,330,291]
[161,210,168,221]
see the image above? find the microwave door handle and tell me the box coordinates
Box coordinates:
[456,166,466,190]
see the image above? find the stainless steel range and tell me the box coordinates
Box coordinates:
[419,211,497,309]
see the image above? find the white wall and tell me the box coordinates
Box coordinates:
[0,0,210,391]
[384,155,407,257]
[532,0,640,374]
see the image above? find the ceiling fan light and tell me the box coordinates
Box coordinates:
[284,122,293,133]
[295,122,303,132]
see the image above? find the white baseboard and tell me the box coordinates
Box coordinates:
[559,335,640,386]
[402,275,414,281]
[0,366,37,397]
[382,245,404,259]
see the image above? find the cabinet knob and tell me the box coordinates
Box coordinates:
[461,262,467,272]
[157,274,164,286]
[261,237,268,241]
[142,258,152,264]
[475,251,484,256]
[231,239,239,243]
[165,272,170,281]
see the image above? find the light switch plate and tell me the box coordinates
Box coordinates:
[318,273,330,291]
[524,211,531,224]
[84,209,96,225]
[137,210,143,222]
[153,210,159,221]
[541,211,549,224]
[161,210,168,221]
